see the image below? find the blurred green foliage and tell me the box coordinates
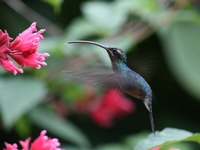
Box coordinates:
[1,0,200,149]
[41,0,63,13]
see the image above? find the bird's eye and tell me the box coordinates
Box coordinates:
[112,48,117,52]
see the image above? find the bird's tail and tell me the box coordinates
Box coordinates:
[143,98,155,135]
[149,109,155,136]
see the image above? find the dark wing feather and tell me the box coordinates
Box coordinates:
[64,65,119,90]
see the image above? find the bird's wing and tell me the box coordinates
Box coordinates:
[64,64,119,90]
[129,51,160,81]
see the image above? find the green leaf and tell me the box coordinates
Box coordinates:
[115,0,160,24]
[28,107,91,147]
[184,133,200,142]
[160,142,195,150]
[14,117,31,138]
[134,128,192,150]
[0,77,47,130]
[159,21,200,100]
[158,133,200,149]
[134,129,200,150]
[41,0,63,13]
[123,131,150,148]
[81,1,127,31]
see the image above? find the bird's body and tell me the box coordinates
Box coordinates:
[68,40,155,135]
[116,67,152,106]
[108,50,152,106]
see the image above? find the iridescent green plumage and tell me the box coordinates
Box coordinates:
[67,40,155,135]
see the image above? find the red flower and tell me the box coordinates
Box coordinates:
[0,58,23,75]
[90,106,113,127]
[0,22,50,75]
[9,22,44,52]
[4,130,62,150]
[101,90,134,117]
[0,30,11,58]
[89,90,135,127]
[10,52,49,69]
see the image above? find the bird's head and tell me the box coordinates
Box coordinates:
[68,40,127,64]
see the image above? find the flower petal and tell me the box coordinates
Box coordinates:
[10,52,50,69]
[3,142,18,150]
[0,58,23,75]
[0,30,12,58]
[19,138,31,150]
[9,22,45,52]
[31,130,62,150]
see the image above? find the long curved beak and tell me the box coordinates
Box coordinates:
[68,40,109,51]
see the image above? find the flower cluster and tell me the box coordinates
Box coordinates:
[0,22,49,75]
[3,130,62,150]
[88,89,135,127]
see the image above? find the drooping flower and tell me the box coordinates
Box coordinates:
[3,130,63,150]
[89,89,135,127]
[0,22,50,75]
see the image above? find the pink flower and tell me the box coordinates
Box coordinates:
[0,22,50,75]
[3,130,63,150]
[89,90,135,127]
[0,30,11,58]
[0,58,23,75]
[101,90,134,117]
[10,52,49,69]
[9,22,49,69]
[152,147,161,150]
[3,143,18,150]
[90,105,113,127]
[9,22,44,52]
[0,30,22,75]
[152,147,180,150]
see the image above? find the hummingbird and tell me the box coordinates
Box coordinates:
[67,40,155,135]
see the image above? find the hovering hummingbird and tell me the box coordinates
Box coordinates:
[67,40,155,135]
